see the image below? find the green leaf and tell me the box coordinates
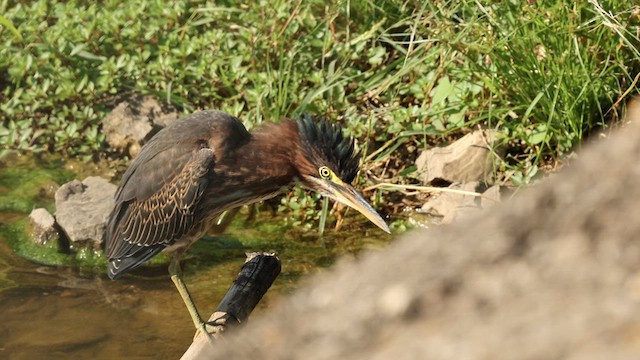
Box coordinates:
[528,124,548,145]
[448,107,467,128]
[367,46,386,66]
[76,50,106,62]
[0,14,22,42]
[399,165,417,177]
[431,76,453,105]
[70,43,85,56]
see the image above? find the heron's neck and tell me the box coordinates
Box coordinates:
[218,120,300,197]
[247,119,300,184]
[196,119,305,223]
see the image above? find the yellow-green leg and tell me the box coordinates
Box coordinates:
[208,208,240,235]
[168,255,216,341]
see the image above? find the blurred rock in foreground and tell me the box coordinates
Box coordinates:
[200,120,640,359]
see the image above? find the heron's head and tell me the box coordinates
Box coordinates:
[294,115,390,233]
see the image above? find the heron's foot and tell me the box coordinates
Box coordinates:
[194,322,218,342]
[194,317,227,341]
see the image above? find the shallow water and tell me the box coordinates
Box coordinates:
[0,153,393,359]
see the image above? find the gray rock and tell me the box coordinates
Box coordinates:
[416,129,499,185]
[28,208,58,245]
[480,184,501,209]
[419,183,505,224]
[55,177,117,246]
[420,181,480,223]
[197,120,640,359]
[102,94,178,156]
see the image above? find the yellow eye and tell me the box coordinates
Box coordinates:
[318,166,331,179]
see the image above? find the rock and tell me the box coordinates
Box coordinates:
[198,120,640,359]
[415,129,499,185]
[102,94,178,156]
[420,182,480,223]
[55,177,117,247]
[419,183,504,223]
[28,208,58,245]
[480,184,501,209]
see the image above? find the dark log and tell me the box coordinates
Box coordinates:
[181,252,281,360]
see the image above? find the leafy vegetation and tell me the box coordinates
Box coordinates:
[1,0,638,210]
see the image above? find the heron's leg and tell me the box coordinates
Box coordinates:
[208,207,240,235]
[168,255,217,339]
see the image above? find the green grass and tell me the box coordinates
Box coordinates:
[1,0,638,209]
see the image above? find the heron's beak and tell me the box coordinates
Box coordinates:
[322,180,391,234]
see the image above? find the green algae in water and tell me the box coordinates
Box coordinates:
[0,154,104,273]
[1,218,114,275]
[73,246,109,271]
[0,155,75,213]
[1,218,71,266]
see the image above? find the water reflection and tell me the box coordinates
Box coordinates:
[0,251,210,359]
[1,229,391,359]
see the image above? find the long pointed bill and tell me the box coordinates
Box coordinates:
[324,181,391,234]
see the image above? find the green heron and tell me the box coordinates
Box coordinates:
[104,110,389,335]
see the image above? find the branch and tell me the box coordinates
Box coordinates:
[181,252,281,360]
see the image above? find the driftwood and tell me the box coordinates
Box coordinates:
[181,252,281,360]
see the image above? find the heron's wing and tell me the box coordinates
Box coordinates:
[104,111,252,278]
[104,145,214,277]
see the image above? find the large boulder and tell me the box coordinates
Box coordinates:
[54,177,116,247]
[198,121,640,359]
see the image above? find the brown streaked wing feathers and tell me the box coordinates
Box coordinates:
[105,147,214,260]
